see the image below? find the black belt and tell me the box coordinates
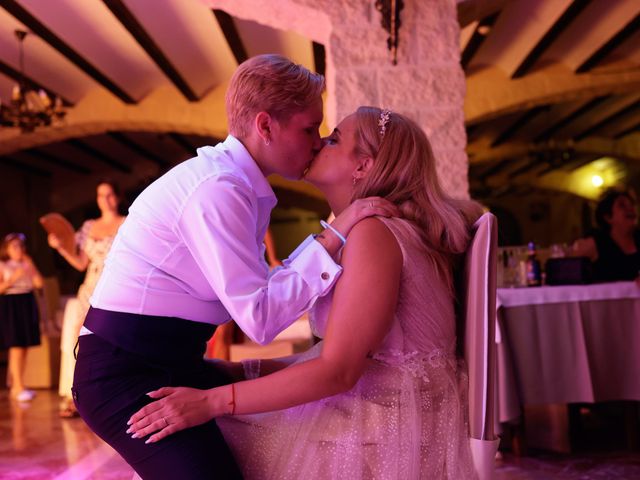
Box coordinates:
[83,307,217,368]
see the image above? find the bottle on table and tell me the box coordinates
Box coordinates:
[525,241,542,287]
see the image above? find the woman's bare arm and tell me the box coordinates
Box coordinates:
[571,236,597,261]
[48,233,89,271]
[127,218,403,442]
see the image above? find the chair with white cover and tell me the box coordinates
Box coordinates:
[461,212,500,480]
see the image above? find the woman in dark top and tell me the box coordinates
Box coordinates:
[573,188,640,282]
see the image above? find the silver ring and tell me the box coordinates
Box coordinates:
[369,201,374,208]
[162,417,168,428]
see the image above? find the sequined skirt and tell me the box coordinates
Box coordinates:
[217,343,478,480]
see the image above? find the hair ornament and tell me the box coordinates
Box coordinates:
[378,109,392,138]
[4,232,26,243]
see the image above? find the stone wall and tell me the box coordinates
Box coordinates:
[209,0,469,197]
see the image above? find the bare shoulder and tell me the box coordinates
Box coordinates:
[342,217,402,267]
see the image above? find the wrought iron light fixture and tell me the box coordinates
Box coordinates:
[0,30,66,132]
[375,0,404,65]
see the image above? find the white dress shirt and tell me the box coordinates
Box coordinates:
[90,135,342,344]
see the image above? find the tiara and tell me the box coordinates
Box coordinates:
[378,109,392,138]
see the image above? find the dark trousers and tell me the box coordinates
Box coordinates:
[73,309,242,479]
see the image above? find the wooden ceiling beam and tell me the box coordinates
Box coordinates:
[168,133,196,156]
[507,158,545,179]
[491,105,549,147]
[0,60,73,106]
[470,136,640,166]
[457,0,507,28]
[576,12,640,73]
[22,149,91,175]
[102,0,199,102]
[476,159,510,180]
[108,132,169,168]
[1,0,136,104]
[614,121,640,139]
[534,95,609,142]
[67,138,131,173]
[0,156,51,177]
[512,0,592,78]
[213,10,248,65]
[461,12,500,70]
[466,64,640,124]
[574,99,640,140]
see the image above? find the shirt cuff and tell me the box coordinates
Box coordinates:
[288,235,342,294]
[286,234,316,262]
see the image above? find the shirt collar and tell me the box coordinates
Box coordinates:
[222,135,275,201]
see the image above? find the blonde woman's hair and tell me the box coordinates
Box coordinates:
[226,54,325,139]
[352,106,482,293]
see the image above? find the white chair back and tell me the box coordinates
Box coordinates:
[461,212,500,480]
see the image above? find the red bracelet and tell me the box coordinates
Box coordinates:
[228,383,236,415]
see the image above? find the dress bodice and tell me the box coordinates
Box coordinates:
[310,217,457,364]
[0,259,34,294]
[76,220,116,287]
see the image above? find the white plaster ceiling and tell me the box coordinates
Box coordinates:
[0,0,638,205]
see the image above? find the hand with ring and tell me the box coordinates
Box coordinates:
[328,197,401,244]
[126,385,232,444]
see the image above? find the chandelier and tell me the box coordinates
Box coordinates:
[0,30,66,132]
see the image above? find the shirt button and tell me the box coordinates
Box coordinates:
[321,272,330,280]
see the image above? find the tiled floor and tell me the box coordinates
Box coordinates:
[1,389,640,479]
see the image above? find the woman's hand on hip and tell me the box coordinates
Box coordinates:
[126,385,232,444]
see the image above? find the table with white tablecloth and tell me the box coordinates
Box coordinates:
[496,281,640,425]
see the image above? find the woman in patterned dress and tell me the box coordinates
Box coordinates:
[48,180,125,417]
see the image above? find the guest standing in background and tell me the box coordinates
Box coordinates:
[47,180,126,417]
[0,233,43,402]
[573,188,640,283]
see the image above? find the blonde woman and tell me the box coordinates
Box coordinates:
[129,108,482,479]
[48,180,125,417]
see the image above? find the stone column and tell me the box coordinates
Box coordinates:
[210,0,469,197]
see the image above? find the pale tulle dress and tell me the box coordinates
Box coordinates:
[59,220,117,398]
[217,218,478,479]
